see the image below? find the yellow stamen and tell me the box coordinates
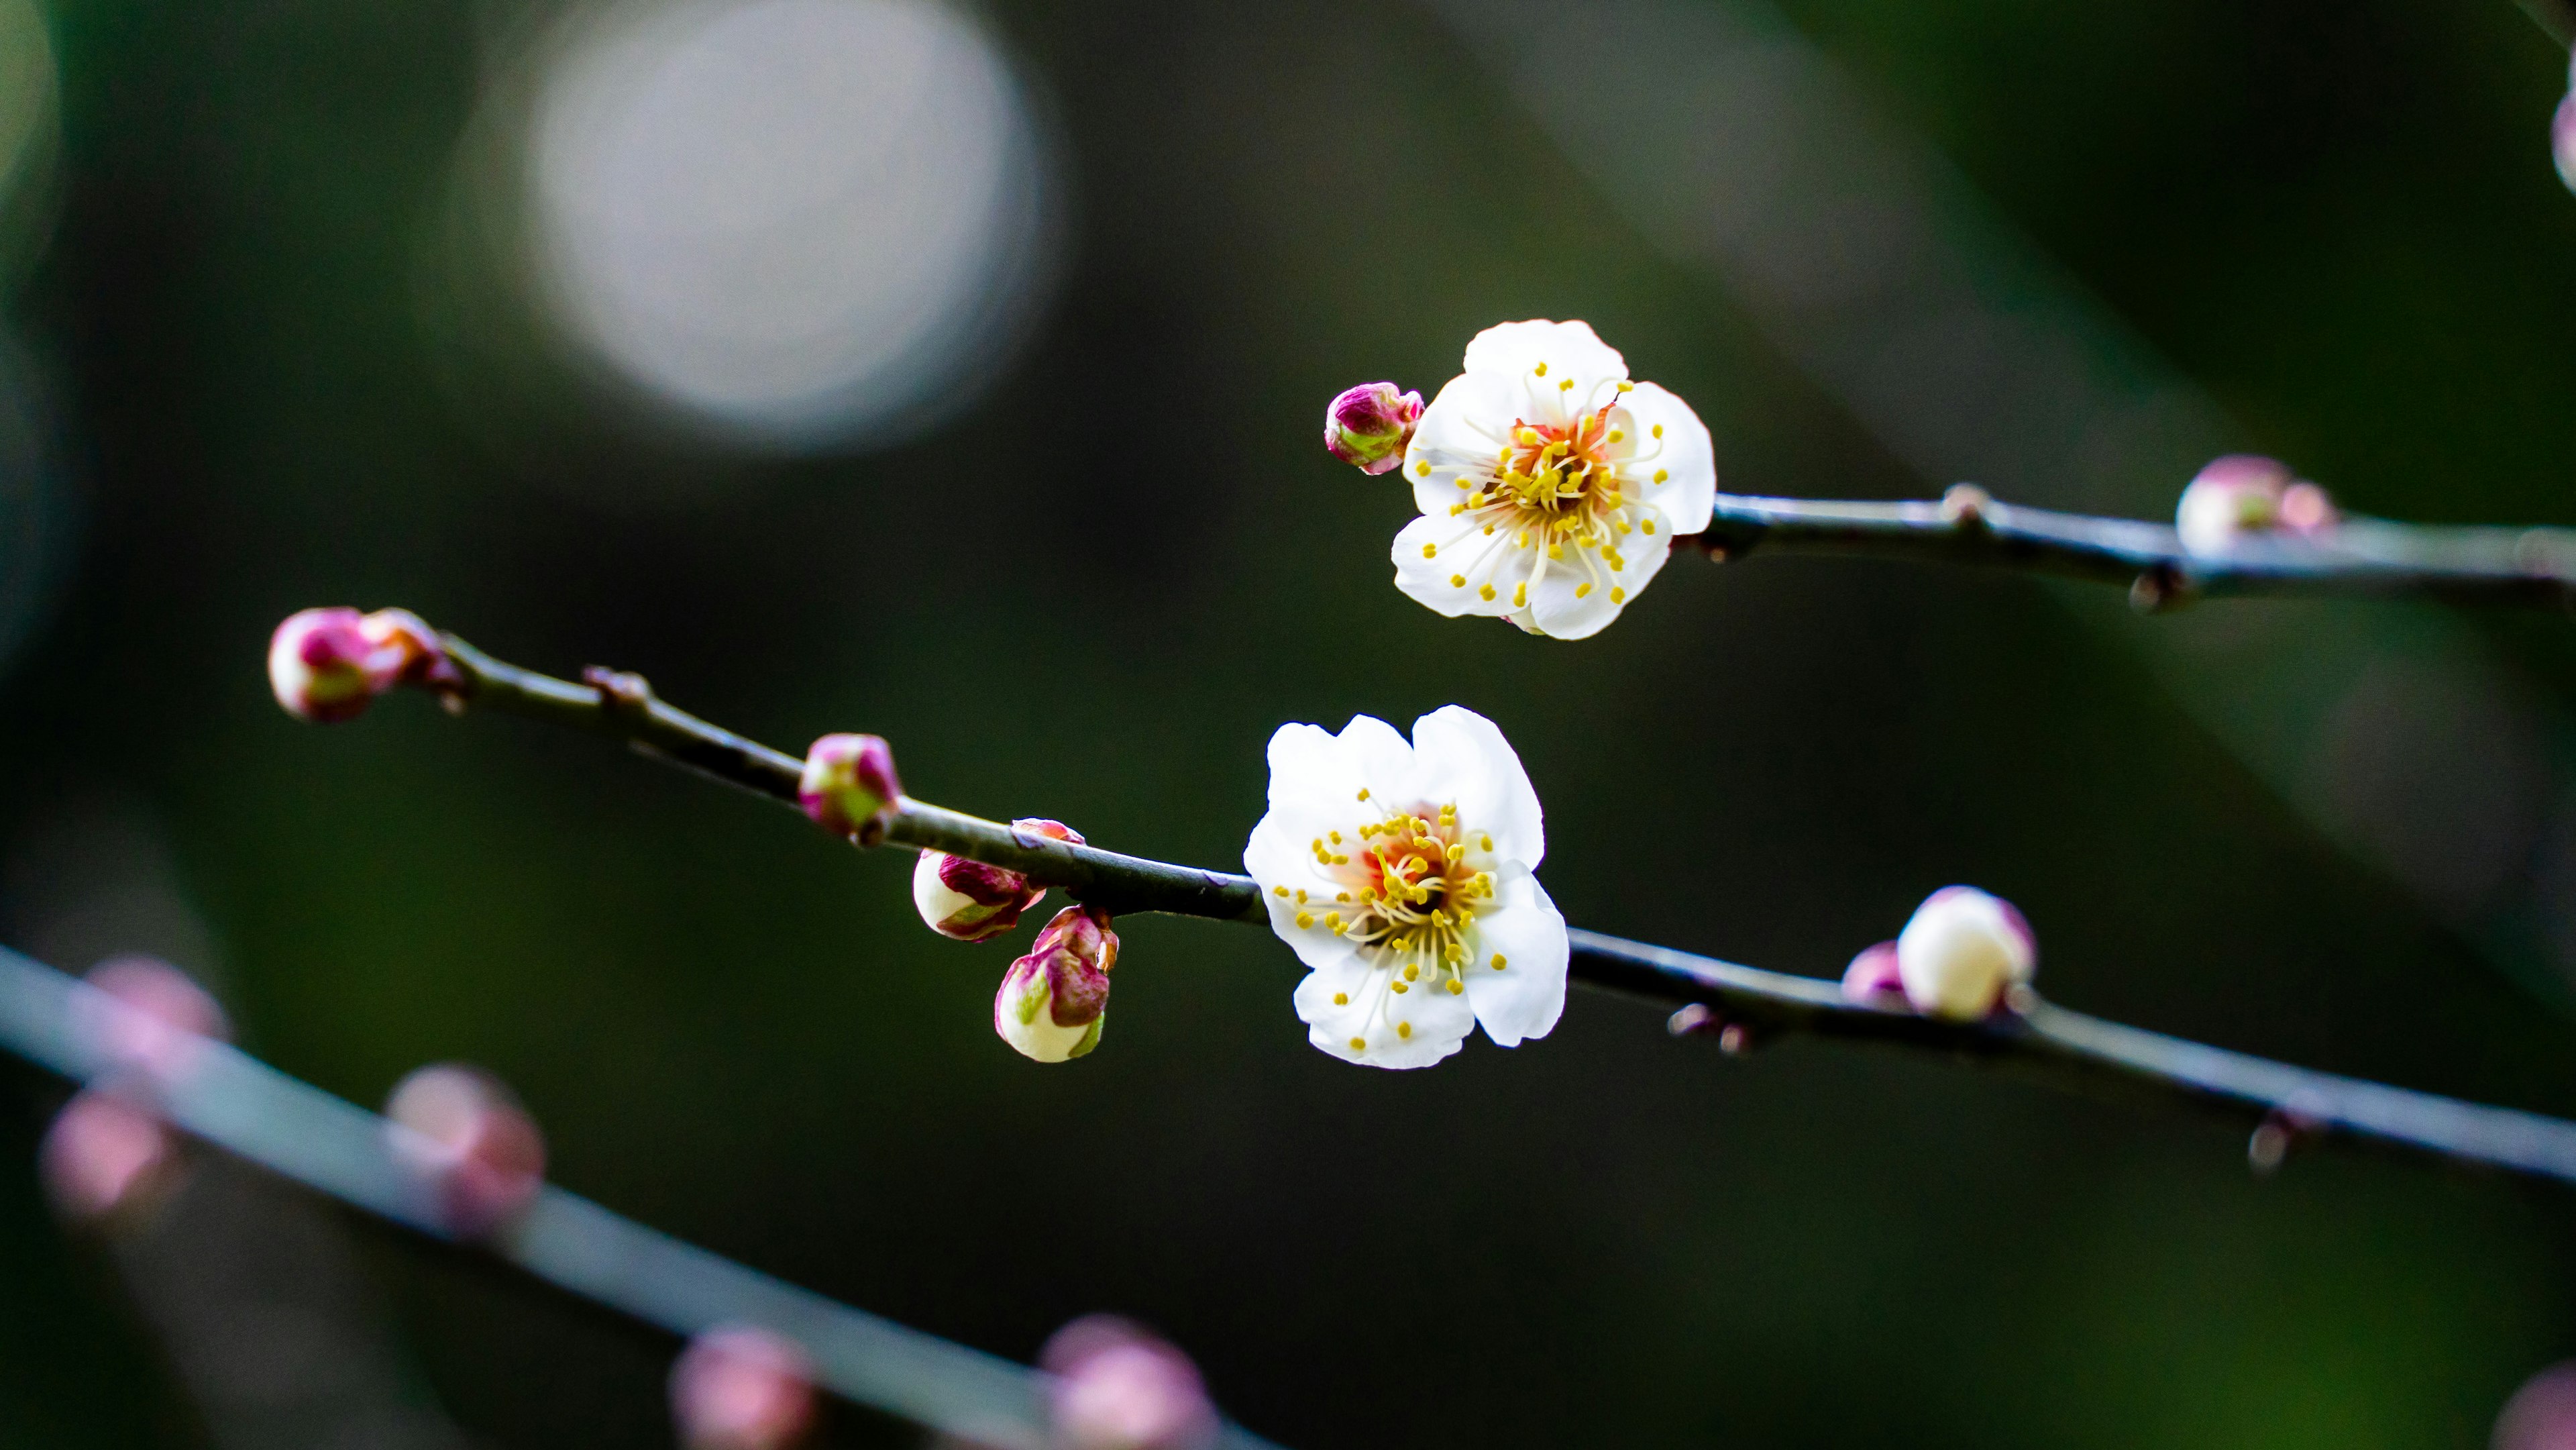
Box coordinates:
[1415,460,1432,476]
[1611,586,1626,603]
[1350,1037,1366,1050]
[1334,992,1348,1006]
[1491,953,1507,970]
[1397,1022,1412,1039]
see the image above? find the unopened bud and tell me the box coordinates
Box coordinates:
[995,906,1116,1063]
[40,1091,182,1225]
[798,733,901,845]
[669,1325,818,1450]
[78,955,229,1083]
[1839,940,1904,1002]
[1894,886,2035,1021]
[914,820,1083,941]
[1323,382,1423,475]
[2174,455,2337,554]
[2498,1360,2576,1450]
[1040,1316,1219,1450]
[267,607,457,722]
[384,1064,546,1236]
[2556,93,2576,194]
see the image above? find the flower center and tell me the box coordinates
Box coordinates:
[1295,800,1498,995]
[1497,406,1618,519]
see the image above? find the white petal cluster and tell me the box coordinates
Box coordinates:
[1242,707,1568,1068]
[1894,886,2035,1020]
[1391,320,1717,640]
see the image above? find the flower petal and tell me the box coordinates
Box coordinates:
[1402,705,1543,869]
[1461,320,1629,418]
[1295,953,1474,1070]
[1522,527,1674,641]
[1403,370,1523,515]
[1392,515,1529,620]
[1243,817,1368,974]
[1263,717,1411,817]
[1615,383,1716,534]
[1460,864,1568,1048]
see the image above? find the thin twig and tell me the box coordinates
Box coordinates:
[0,945,1283,1450]
[411,629,2576,1187]
[1686,491,2576,612]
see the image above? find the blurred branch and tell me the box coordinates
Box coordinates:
[1687,491,2576,612]
[409,629,2576,1188]
[0,945,1282,1450]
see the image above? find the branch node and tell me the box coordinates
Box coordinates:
[1939,484,1992,530]
[581,666,656,713]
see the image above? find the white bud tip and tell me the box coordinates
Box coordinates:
[1894,886,2035,1021]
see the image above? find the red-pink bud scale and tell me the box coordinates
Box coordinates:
[797,733,902,845]
[1323,382,1424,475]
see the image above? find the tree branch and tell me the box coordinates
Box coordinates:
[1687,490,2576,611]
[417,629,2576,1187]
[0,945,1283,1450]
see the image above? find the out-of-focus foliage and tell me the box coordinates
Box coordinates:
[3,0,2575,1445]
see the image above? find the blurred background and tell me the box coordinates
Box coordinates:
[3,0,2576,1443]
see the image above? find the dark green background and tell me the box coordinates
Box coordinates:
[4,0,2576,1444]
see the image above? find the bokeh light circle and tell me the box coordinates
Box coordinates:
[525,0,1053,450]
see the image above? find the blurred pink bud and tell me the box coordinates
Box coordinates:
[1839,941,1903,1002]
[384,1064,545,1236]
[994,906,1116,1063]
[2556,93,2576,195]
[80,955,229,1081]
[914,819,1084,941]
[1041,1316,1218,1450]
[2174,455,2337,554]
[267,607,458,722]
[40,1090,180,1224]
[1894,886,2036,1021]
[798,733,902,845]
[2496,1360,2576,1450]
[1323,382,1423,474]
[669,1325,818,1450]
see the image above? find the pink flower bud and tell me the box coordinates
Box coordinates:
[1894,886,2036,1021]
[2556,93,2576,195]
[1322,382,1423,475]
[384,1064,546,1237]
[78,955,229,1082]
[798,733,902,845]
[40,1090,181,1224]
[2174,455,2337,555]
[914,819,1084,941]
[994,906,1116,1063]
[266,607,459,722]
[1839,940,1903,1002]
[1040,1316,1218,1450]
[669,1324,818,1450]
[2499,1361,2576,1450]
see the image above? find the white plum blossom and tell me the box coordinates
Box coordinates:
[1894,886,2036,1021]
[1242,707,1568,1068]
[1392,320,1717,639]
